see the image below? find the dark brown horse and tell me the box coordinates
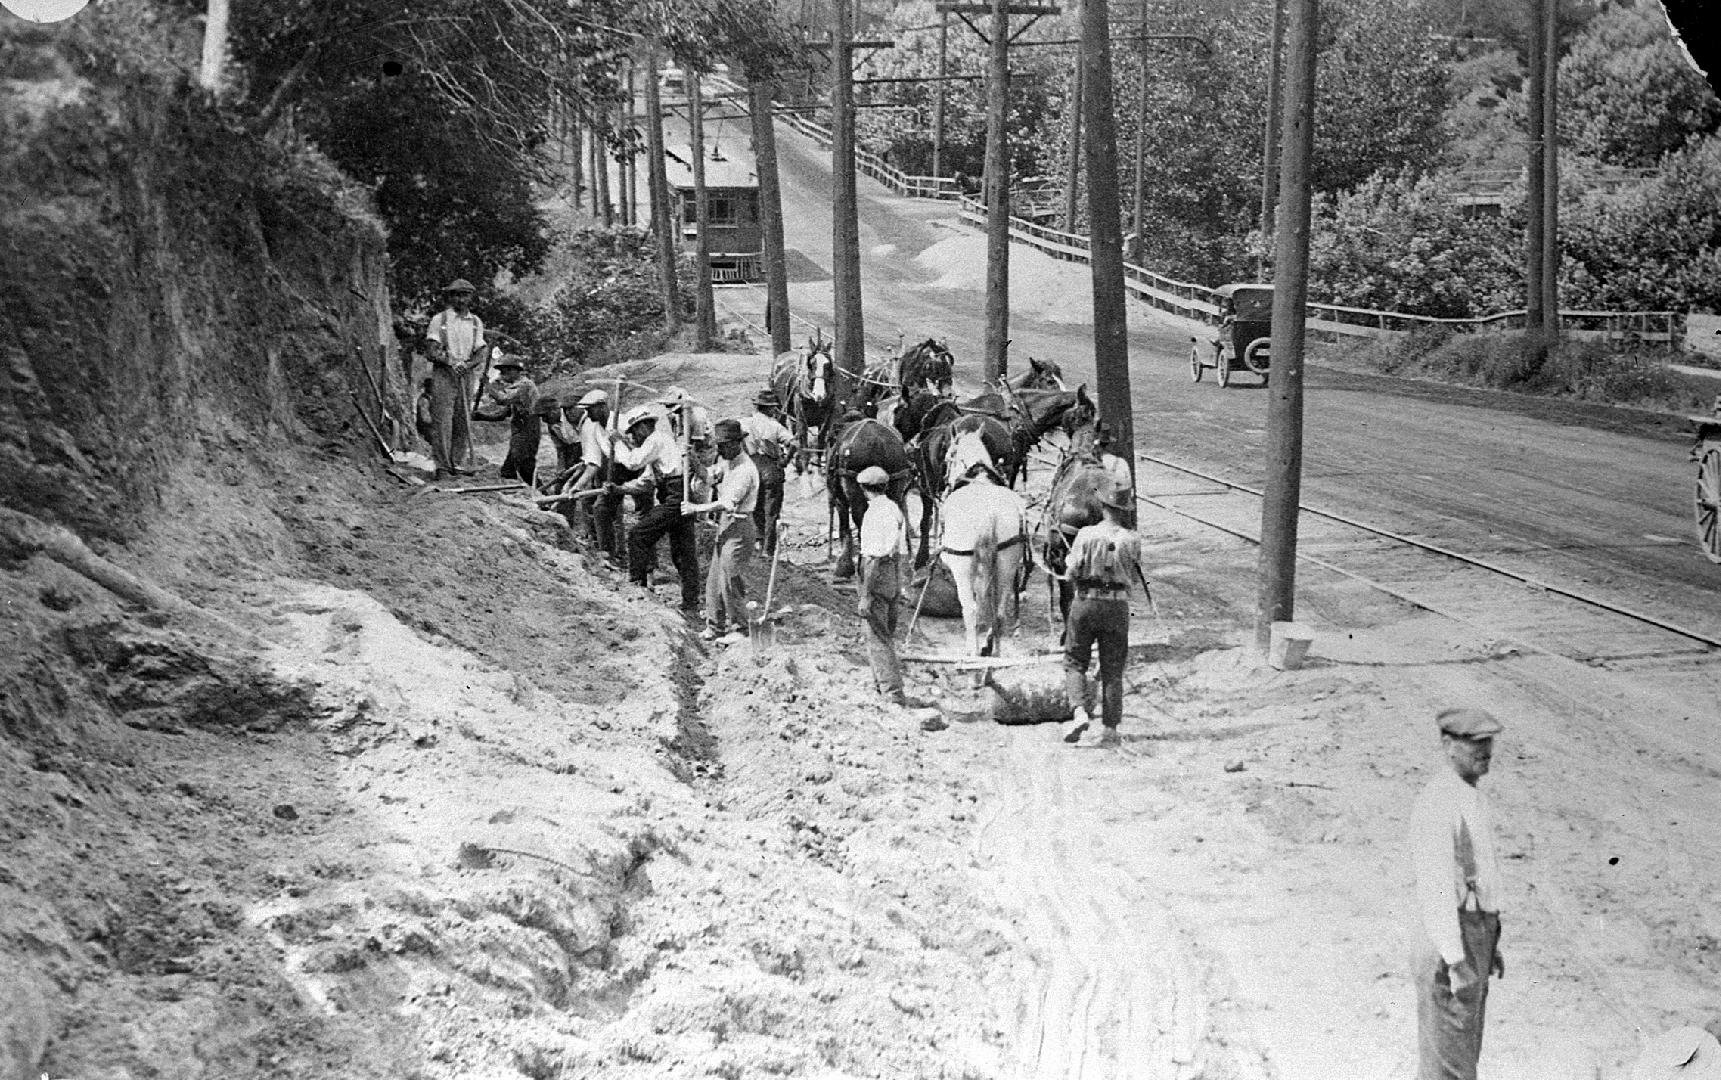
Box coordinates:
[825,416,914,580]
[770,334,839,471]
[857,338,956,422]
[1039,419,1113,631]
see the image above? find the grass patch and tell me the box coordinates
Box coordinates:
[1343,326,1714,413]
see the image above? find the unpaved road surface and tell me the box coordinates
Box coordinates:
[7,127,1721,1080]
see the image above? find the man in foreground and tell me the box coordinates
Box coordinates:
[1410,707,1507,1080]
[1056,477,1144,748]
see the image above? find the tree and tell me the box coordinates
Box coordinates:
[1558,1,1721,167]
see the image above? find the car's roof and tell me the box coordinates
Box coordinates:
[1214,282,1274,298]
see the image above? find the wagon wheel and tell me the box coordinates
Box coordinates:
[1189,344,1203,383]
[1216,350,1231,388]
[1697,442,1721,563]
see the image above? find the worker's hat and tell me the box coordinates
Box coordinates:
[1436,707,1503,739]
[857,465,891,488]
[753,388,780,407]
[657,385,691,406]
[576,388,608,407]
[1098,478,1134,511]
[443,278,476,294]
[714,418,744,443]
[621,406,657,429]
[1629,1027,1721,1080]
[492,352,523,369]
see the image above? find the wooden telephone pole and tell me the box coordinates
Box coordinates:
[938,1,1059,383]
[1255,0,1316,651]
[1081,0,1132,487]
[833,0,866,394]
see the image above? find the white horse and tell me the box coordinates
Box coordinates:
[938,431,1030,656]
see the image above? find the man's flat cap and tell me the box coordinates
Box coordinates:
[714,418,744,442]
[1437,707,1503,739]
[443,278,476,293]
[576,388,608,407]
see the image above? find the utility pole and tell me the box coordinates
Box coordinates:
[750,75,793,355]
[1062,25,1084,233]
[1255,0,1316,652]
[690,69,717,348]
[983,0,1012,383]
[1081,0,1133,490]
[1541,0,1559,349]
[833,0,866,396]
[1525,0,1545,346]
[643,47,681,332]
[1130,0,1148,265]
[1259,0,1285,276]
[932,10,949,180]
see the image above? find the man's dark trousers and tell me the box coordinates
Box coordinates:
[629,493,699,609]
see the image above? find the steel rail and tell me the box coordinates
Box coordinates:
[1024,448,1721,652]
[1133,451,1721,652]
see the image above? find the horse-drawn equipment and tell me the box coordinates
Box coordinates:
[1693,394,1721,563]
[1192,282,1273,388]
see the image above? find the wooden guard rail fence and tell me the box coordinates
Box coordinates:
[721,76,1683,351]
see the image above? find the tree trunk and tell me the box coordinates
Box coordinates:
[643,47,681,331]
[1063,23,1084,235]
[751,77,793,355]
[690,70,717,348]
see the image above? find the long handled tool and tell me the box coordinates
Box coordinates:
[761,520,784,623]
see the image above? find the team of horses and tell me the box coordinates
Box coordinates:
[761,336,1104,651]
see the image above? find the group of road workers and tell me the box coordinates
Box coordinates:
[409,279,1144,742]
[396,279,1721,1080]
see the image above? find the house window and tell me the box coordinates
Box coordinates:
[708,196,737,227]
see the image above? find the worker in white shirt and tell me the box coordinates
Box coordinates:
[741,389,798,555]
[856,465,928,712]
[1410,707,1507,1080]
[560,389,613,553]
[608,408,699,611]
[423,279,485,478]
[683,419,759,643]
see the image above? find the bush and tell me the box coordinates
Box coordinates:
[513,228,679,375]
[1356,327,1707,412]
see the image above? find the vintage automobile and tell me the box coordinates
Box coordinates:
[1191,282,1273,388]
[1693,394,1721,562]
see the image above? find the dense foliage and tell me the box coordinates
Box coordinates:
[1558,2,1721,167]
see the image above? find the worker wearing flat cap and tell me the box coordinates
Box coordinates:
[855,464,925,710]
[423,279,485,479]
[1410,707,1507,1080]
[562,389,616,554]
[741,389,797,555]
[477,351,540,485]
[683,418,759,644]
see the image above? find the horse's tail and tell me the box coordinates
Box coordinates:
[973,525,998,646]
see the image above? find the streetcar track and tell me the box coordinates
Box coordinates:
[1115,451,1721,656]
